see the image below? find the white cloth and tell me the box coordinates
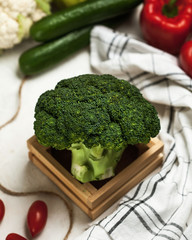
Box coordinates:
[75,26,192,240]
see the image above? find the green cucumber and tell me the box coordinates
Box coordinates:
[30,0,142,42]
[19,15,127,76]
[19,26,92,76]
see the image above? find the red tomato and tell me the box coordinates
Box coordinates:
[179,40,192,78]
[0,199,5,222]
[27,200,48,237]
[6,233,27,240]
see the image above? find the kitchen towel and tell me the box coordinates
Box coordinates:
[75,26,192,240]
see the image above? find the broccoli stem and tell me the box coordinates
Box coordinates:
[69,143,126,183]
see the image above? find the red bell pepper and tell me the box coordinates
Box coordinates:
[140,0,192,55]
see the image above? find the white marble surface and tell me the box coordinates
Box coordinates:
[0,6,143,240]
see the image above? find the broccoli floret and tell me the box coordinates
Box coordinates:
[34,74,160,183]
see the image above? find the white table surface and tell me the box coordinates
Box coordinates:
[0,6,143,240]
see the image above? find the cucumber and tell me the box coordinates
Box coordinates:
[30,0,142,42]
[19,15,127,76]
[19,26,92,76]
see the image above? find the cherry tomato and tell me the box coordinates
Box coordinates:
[179,40,192,78]
[6,233,27,240]
[0,199,5,222]
[27,200,48,237]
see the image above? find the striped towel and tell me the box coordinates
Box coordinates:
[75,26,192,240]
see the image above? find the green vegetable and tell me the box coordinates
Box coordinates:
[53,0,87,8]
[34,74,160,183]
[35,0,52,14]
[30,0,142,42]
[19,26,91,76]
[19,16,125,76]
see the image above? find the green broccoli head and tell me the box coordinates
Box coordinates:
[34,74,160,182]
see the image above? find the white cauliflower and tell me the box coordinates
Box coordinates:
[0,0,52,50]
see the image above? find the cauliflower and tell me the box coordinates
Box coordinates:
[0,0,52,50]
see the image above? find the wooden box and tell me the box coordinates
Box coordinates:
[27,136,163,219]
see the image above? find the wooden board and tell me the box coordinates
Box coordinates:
[27,136,164,219]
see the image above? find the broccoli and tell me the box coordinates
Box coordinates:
[34,74,160,183]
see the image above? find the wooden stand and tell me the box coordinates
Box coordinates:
[27,136,163,219]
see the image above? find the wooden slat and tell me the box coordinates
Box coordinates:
[27,135,164,219]
[87,138,164,208]
[27,136,92,205]
[29,152,93,217]
[83,183,97,195]
[90,153,163,219]
[28,151,163,220]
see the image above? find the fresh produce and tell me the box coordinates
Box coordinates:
[54,0,87,8]
[140,0,192,55]
[0,0,52,51]
[27,200,48,237]
[6,233,27,240]
[19,15,125,76]
[0,199,5,222]
[61,0,87,7]
[179,40,192,78]
[19,26,92,76]
[34,74,160,183]
[30,0,142,42]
